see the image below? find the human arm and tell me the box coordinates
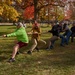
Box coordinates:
[2,29,23,37]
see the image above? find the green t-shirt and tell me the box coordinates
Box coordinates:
[7,27,29,43]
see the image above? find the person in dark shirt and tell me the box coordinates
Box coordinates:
[61,22,72,45]
[71,22,75,42]
[47,22,60,50]
[55,22,66,47]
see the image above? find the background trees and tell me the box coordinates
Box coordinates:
[0,0,75,22]
[0,0,19,22]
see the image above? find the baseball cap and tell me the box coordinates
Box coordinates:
[15,22,23,27]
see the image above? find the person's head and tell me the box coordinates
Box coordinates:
[59,22,62,26]
[51,22,56,27]
[16,22,23,29]
[33,20,39,28]
[34,20,38,24]
[57,22,59,25]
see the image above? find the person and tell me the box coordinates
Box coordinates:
[22,20,27,28]
[2,22,29,62]
[61,22,72,45]
[46,22,61,50]
[70,21,75,42]
[27,20,46,54]
[55,22,66,47]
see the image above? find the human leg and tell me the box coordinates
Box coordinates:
[27,39,37,54]
[12,44,19,59]
[39,39,46,45]
[9,42,28,62]
[59,35,65,46]
[47,36,58,50]
[8,44,19,62]
[65,31,72,44]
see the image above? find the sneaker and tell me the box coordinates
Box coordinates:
[16,51,20,55]
[65,42,68,45]
[46,48,50,50]
[50,45,54,49]
[46,47,50,50]
[35,47,39,52]
[8,58,15,62]
[27,51,32,54]
[60,44,65,47]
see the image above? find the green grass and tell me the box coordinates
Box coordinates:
[0,25,75,75]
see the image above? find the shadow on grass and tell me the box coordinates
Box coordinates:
[0,56,7,61]
[43,53,75,66]
[25,38,75,66]
[7,27,16,29]
[0,32,9,36]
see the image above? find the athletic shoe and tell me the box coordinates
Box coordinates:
[27,51,32,54]
[16,51,20,55]
[8,58,15,62]
[35,47,39,52]
[46,48,50,50]
[60,44,65,47]
[65,42,68,45]
[50,45,54,49]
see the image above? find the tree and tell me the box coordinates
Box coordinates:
[70,1,75,20]
[23,0,66,20]
[0,1,19,22]
[23,5,34,19]
[1,0,71,22]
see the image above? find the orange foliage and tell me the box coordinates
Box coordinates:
[23,5,34,19]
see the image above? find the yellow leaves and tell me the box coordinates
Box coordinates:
[0,6,3,15]
[2,0,13,5]
[9,7,19,21]
[16,0,22,4]
[0,3,19,21]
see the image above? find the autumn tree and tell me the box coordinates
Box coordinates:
[0,0,20,22]
[22,0,66,21]
[1,0,73,22]
[70,1,75,20]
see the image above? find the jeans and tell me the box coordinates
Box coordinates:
[59,35,66,45]
[60,30,72,45]
[63,30,72,44]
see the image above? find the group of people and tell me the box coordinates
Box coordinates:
[46,21,72,50]
[2,20,75,62]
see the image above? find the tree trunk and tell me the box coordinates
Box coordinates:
[33,0,38,20]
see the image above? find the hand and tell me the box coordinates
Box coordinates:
[33,32,38,34]
[2,34,7,37]
[27,32,32,34]
[58,37,60,39]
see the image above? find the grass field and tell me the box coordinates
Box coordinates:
[0,25,75,75]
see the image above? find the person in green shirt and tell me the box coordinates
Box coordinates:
[2,22,29,62]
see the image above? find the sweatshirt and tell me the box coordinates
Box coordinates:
[7,27,29,43]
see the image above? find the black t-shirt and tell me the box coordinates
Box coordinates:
[48,25,60,36]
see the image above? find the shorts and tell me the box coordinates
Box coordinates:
[17,41,28,48]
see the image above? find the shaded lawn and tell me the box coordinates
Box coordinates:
[0,26,75,75]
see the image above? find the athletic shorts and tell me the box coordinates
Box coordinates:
[17,41,28,48]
